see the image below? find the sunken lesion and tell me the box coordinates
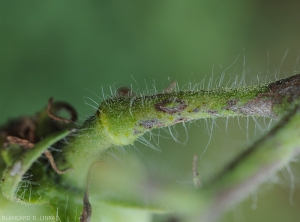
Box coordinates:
[222,74,300,117]
[207,110,218,116]
[224,97,274,117]
[266,73,300,105]
[154,99,188,114]
[174,117,189,123]
[225,99,238,108]
[139,119,164,129]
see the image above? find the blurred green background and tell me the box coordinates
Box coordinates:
[1,1,300,222]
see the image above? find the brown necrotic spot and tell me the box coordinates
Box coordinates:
[234,74,300,117]
[227,99,237,107]
[174,117,189,123]
[224,97,274,117]
[155,99,187,114]
[223,99,238,111]
[140,119,164,129]
[207,110,218,115]
[266,74,300,104]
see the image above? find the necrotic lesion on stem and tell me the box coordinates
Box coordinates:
[97,74,300,146]
[59,74,300,194]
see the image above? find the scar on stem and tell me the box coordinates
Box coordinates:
[155,99,187,114]
[193,154,201,188]
[47,97,78,123]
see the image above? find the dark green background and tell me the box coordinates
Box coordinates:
[1,1,300,222]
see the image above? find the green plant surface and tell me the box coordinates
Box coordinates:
[1,130,69,202]
[1,74,300,222]
[2,2,300,222]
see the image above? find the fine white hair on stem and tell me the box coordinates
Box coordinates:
[219,54,241,88]
[129,97,134,116]
[143,79,150,95]
[250,116,264,132]
[152,79,158,94]
[48,146,63,152]
[105,147,127,165]
[293,50,300,73]
[237,117,246,136]
[147,130,162,148]
[245,116,249,143]
[16,175,33,202]
[129,141,158,170]
[167,126,181,144]
[199,118,215,160]
[109,141,161,169]
[85,88,103,101]
[131,75,141,93]
[276,48,290,80]
[285,164,295,205]
[83,96,99,111]
[136,134,161,152]
[181,122,189,145]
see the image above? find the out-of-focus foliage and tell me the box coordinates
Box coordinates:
[1,1,300,222]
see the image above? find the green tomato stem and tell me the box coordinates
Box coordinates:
[59,74,300,189]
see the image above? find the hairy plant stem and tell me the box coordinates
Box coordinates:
[58,75,300,190]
